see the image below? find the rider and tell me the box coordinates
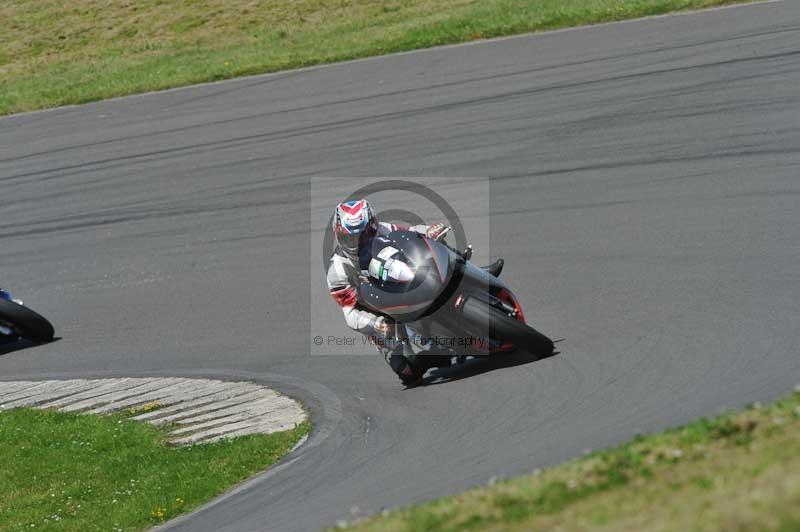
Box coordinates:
[326,199,503,385]
[0,288,19,304]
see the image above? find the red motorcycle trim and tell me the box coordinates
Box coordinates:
[494,288,525,353]
[330,286,357,308]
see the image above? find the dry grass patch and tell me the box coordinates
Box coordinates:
[1,0,751,115]
[345,392,800,531]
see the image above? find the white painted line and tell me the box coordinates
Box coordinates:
[129,380,253,421]
[172,395,295,429]
[0,381,64,404]
[0,378,307,445]
[85,377,194,414]
[38,378,146,409]
[1,380,98,409]
[64,377,187,413]
[170,412,262,436]
[0,381,42,397]
[191,412,305,445]
[171,419,271,445]
[59,378,162,412]
[144,388,269,425]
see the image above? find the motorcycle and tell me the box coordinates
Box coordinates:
[0,288,55,343]
[358,230,554,359]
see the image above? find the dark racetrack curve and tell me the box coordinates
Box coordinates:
[2,2,800,530]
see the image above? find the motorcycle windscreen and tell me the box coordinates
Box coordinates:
[360,264,444,322]
[358,231,453,322]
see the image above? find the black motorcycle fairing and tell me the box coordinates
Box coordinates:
[355,229,554,357]
[358,231,455,322]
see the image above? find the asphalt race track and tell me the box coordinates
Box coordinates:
[1,2,799,530]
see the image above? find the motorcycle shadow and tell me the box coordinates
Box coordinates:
[0,337,60,356]
[418,349,560,387]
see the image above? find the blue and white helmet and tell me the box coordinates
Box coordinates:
[333,199,378,254]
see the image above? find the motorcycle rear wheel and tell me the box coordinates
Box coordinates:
[0,299,54,342]
[461,296,553,356]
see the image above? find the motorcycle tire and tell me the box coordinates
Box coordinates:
[0,299,54,342]
[461,296,553,356]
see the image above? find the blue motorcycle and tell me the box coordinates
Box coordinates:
[0,288,54,343]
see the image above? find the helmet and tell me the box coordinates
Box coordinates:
[333,199,378,254]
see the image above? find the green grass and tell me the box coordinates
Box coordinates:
[344,389,800,531]
[0,408,308,531]
[1,0,752,116]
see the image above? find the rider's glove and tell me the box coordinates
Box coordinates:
[375,316,395,338]
[426,223,451,242]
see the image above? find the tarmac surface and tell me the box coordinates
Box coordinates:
[1,1,799,530]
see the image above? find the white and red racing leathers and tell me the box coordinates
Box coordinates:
[326,222,434,343]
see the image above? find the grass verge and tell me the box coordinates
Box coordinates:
[1,0,753,116]
[343,389,800,531]
[0,407,308,531]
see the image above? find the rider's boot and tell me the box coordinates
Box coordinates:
[387,347,426,386]
[482,259,504,277]
[414,352,452,369]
